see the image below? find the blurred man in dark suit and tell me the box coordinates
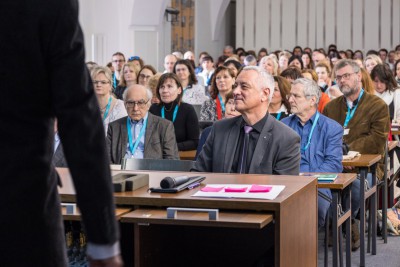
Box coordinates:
[0,0,122,266]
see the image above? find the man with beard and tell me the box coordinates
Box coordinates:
[323,59,389,251]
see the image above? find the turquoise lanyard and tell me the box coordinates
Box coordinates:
[276,112,282,121]
[343,89,364,128]
[301,112,320,152]
[113,74,117,88]
[161,105,179,123]
[218,94,226,113]
[103,96,112,121]
[126,117,147,155]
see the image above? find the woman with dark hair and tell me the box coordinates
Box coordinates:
[268,76,291,120]
[137,65,157,87]
[301,52,313,69]
[328,50,342,66]
[173,59,207,105]
[199,66,235,121]
[149,73,199,151]
[257,47,268,62]
[288,55,304,70]
[370,64,400,121]
[394,59,400,85]
[223,59,242,77]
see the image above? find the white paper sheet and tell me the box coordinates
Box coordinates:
[192,184,285,200]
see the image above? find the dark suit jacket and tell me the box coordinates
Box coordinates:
[107,113,179,164]
[193,115,301,175]
[0,1,118,266]
[53,142,68,168]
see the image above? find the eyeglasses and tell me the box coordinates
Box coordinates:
[139,74,152,80]
[336,72,357,82]
[286,93,310,100]
[112,59,125,63]
[128,56,140,61]
[92,80,110,85]
[125,99,149,108]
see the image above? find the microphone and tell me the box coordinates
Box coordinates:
[160,176,190,189]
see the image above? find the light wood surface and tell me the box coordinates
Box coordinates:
[388,140,398,152]
[57,168,318,267]
[342,154,381,167]
[178,150,196,160]
[317,173,358,190]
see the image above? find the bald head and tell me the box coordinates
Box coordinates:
[164,54,177,73]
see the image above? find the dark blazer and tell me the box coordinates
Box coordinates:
[107,113,179,164]
[53,142,68,168]
[193,115,301,175]
[0,1,118,266]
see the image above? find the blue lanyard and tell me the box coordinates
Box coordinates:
[103,96,112,122]
[218,94,225,113]
[127,117,147,155]
[276,112,282,121]
[113,74,117,88]
[301,112,320,152]
[343,89,364,128]
[161,105,179,123]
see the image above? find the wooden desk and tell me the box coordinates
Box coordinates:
[57,168,318,267]
[342,154,381,267]
[178,150,196,160]
[318,173,357,267]
[61,207,131,221]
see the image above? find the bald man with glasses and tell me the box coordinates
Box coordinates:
[107,84,179,164]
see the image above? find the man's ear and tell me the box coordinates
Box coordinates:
[261,87,270,102]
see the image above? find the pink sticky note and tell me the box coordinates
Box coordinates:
[201,186,224,192]
[249,184,272,193]
[224,187,248,193]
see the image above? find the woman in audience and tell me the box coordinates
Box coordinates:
[257,48,268,62]
[301,68,334,110]
[150,73,199,151]
[259,55,279,75]
[353,50,364,60]
[128,56,144,69]
[364,54,383,74]
[360,68,375,94]
[199,66,236,121]
[268,76,291,120]
[148,73,162,104]
[315,61,335,93]
[223,59,242,77]
[138,65,157,88]
[370,64,400,122]
[195,91,240,159]
[288,55,304,70]
[173,59,207,105]
[394,59,400,85]
[328,50,342,66]
[302,52,313,69]
[91,66,127,134]
[114,62,140,99]
[278,51,291,72]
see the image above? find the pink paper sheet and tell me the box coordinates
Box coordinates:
[200,186,224,192]
[249,184,272,193]
[224,187,248,192]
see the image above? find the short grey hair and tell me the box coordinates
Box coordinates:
[123,84,153,107]
[334,59,361,74]
[240,66,275,102]
[292,78,321,105]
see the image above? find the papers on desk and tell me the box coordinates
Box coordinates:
[342,151,360,160]
[314,174,337,182]
[192,184,285,200]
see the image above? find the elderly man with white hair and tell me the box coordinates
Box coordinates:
[107,84,179,164]
[193,66,300,174]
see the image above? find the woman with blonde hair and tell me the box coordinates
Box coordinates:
[91,66,127,134]
[364,54,383,74]
[114,62,140,99]
[259,55,279,75]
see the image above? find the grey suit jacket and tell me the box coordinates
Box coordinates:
[193,114,301,175]
[107,113,179,164]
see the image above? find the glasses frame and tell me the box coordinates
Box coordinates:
[125,99,149,108]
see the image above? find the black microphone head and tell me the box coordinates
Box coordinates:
[160,177,175,188]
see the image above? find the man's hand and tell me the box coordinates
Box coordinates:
[89,255,123,267]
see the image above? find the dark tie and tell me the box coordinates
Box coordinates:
[239,125,253,174]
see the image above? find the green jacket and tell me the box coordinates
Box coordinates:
[323,92,390,179]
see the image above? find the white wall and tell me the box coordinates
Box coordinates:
[236,0,400,53]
